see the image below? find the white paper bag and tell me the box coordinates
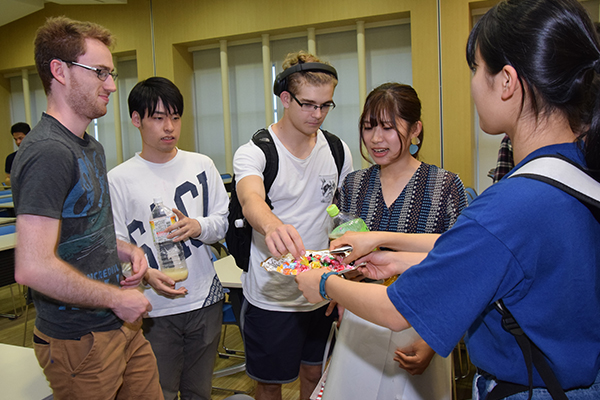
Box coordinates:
[321,311,452,400]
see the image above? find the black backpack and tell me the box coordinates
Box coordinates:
[225,128,345,271]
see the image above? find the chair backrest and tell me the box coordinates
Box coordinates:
[0,224,16,235]
[221,173,233,193]
[210,242,229,260]
[222,303,237,325]
[465,187,478,205]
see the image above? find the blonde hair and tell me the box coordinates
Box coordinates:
[282,51,338,93]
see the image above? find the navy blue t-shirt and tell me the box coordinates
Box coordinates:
[5,151,16,174]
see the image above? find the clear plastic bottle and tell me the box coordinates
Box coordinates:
[150,197,189,281]
[327,204,369,240]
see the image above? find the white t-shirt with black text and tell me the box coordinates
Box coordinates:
[234,126,353,312]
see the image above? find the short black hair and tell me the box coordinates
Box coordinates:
[11,122,30,135]
[128,77,184,119]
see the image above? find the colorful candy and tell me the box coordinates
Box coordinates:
[262,250,351,276]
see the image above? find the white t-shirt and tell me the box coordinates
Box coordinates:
[233,126,353,312]
[108,149,229,318]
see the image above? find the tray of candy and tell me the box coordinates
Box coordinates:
[261,249,354,276]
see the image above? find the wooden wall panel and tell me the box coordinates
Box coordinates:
[0,0,494,185]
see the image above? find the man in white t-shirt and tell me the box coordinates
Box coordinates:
[234,51,353,400]
[108,77,229,400]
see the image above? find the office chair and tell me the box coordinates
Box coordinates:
[465,187,478,205]
[0,224,15,235]
[212,289,249,394]
[218,289,245,361]
[210,243,250,395]
[221,173,234,193]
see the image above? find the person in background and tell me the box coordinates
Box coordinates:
[4,122,30,185]
[297,0,600,398]
[109,77,229,400]
[234,51,353,400]
[12,16,162,399]
[492,134,514,183]
[320,83,467,400]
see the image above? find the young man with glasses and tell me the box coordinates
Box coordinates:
[12,16,162,399]
[233,51,353,400]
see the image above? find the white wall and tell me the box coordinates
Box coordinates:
[117,59,141,163]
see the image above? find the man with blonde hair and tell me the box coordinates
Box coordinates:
[233,51,353,400]
[12,16,162,399]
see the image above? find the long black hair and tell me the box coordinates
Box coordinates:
[466,0,600,179]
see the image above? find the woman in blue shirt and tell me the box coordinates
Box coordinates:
[297,0,600,398]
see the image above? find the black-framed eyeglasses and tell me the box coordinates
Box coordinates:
[289,92,336,113]
[62,60,118,82]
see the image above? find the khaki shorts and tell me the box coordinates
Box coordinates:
[33,322,163,400]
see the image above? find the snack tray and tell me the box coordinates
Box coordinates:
[261,249,354,276]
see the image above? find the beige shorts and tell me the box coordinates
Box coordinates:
[33,323,163,400]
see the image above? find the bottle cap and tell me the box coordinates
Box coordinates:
[153,197,163,204]
[326,204,340,217]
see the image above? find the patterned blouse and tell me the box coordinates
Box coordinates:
[337,163,468,234]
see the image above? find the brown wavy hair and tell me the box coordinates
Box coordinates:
[34,16,114,94]
[360,82,424,162]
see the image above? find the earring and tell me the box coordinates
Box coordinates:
[410,136,420,155]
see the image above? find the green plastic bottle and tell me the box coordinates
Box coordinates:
[327,204,369,240]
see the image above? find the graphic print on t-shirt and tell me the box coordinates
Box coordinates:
[126,173,209,270]
[320,173,337,203]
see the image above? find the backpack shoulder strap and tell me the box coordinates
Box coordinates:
[251,129,278,207]
[509,154,600,222]
[488,300,568,400]
[321,130,345,182]
[510,154,600,206]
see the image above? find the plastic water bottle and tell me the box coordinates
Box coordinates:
[327,204,369,240]
[150,197,189,281]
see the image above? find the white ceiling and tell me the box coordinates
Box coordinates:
[0,0,127,28]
